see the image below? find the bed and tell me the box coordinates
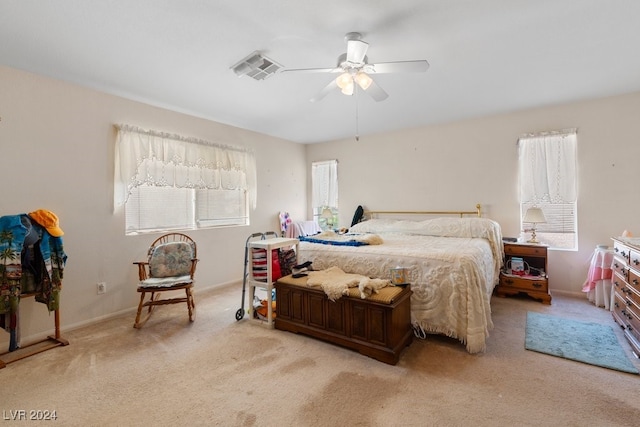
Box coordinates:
[296,205,503,353]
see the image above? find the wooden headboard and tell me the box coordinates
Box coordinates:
[363,204,482,219]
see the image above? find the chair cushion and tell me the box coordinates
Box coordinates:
[149,241,193,278]
[140,275,193,288]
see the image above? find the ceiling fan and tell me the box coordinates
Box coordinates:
[282,32,429,102]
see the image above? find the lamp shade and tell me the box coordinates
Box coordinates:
[335,72,352,89]
[340,81,354,95]
[354,72,372,90]
[523,207,546,224]
[321,208,333,219]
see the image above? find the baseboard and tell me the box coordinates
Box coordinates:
[550,289,586,298]
[0,279,243,349]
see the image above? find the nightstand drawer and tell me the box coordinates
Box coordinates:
[504,244,547,257]
[499,274,548,293]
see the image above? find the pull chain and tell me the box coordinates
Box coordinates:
[355,86,360,141]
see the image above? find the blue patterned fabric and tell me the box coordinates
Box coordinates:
[0,215,27,315]
[149,242,193,278]
[299,236,367,246]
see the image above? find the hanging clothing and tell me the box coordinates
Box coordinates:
[0,214,67,351]
[0,215,27,315]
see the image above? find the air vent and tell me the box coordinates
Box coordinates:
[231,51,282,81]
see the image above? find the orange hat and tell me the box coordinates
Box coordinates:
[28,209,64,237]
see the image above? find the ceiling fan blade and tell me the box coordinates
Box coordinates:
[281,67,341,74]
[365,78,389,102]
[310,79,338,102]
[347,39,369,64]
[369,60,430,74]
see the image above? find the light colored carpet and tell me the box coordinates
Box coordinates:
[2,284,639,427]
[525,311,638,374]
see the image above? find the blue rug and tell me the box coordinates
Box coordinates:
[525,312,638,374]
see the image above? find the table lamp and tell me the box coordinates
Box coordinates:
[523,207,546,243]
[321,208,334,229]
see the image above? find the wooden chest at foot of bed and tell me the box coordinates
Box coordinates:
[274,274,413,365]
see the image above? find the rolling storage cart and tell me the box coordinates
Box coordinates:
[235,233,298,327]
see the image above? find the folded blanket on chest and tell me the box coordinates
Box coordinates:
[306,266,392,301]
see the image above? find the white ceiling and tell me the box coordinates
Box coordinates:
[2,1,640,144]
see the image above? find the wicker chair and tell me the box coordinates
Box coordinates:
[132,233,198,328]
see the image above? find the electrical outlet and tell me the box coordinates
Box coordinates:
[97,282,106,294]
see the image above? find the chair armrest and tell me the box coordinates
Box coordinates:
[133,261,149,280]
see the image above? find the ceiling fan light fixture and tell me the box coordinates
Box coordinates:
[284,31,428,103]
[335,72,352,89]
[341,81,354,96]
[355,72,372,90]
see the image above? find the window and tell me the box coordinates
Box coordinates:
[518,129,577,250]
[311,160,338,229]
[124,186,248,234]
[114,125,256,235]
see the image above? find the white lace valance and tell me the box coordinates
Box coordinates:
[114,124,257,208]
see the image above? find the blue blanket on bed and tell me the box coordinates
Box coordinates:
[298,235,368,246]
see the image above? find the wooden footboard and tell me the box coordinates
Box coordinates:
[274,275,413,365]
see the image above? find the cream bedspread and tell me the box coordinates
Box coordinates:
[297,217,503,353]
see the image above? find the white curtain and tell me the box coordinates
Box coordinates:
[312,160,338,210]
[114,125,257,209]
[518,130,577,204]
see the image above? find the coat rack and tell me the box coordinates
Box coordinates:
[0,296,68,368]
[0,212,69,368]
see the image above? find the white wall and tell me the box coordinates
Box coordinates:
[306,91,640,295]
[0,66,307,347]
[3,62,639,349]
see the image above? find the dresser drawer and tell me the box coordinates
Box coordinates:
[504,244,547,257]
[499,274,548,293]
[630,249,640,273]
[612,258,628,279]
[612,291,640,327]
[629,269,640,292]
[613,292,628,325]
[619,284,640,311]
[610,238,640,357]
[613,240,631,263]
[619,298,640,339]
[612,271,628,297]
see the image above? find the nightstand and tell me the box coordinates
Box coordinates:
[494,241,551,304]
